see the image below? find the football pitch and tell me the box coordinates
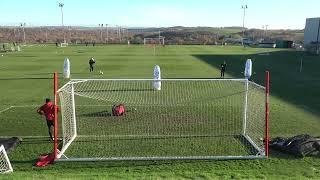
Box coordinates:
[1,45,320,179]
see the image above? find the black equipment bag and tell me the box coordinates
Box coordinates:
[270,134,320,157]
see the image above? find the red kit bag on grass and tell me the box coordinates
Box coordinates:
[35,153,55,167]
[112,104,126,116]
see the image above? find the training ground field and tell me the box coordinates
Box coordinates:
[0,45,320,179]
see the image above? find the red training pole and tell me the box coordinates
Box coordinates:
[265,71,270,158]
[54,72,58,160]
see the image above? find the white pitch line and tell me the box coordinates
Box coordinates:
[0,106,13,114]
[12,105,40,108]
[0,136,49,138]
[77,134,228,138]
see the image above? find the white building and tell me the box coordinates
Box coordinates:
[304,17,320,54]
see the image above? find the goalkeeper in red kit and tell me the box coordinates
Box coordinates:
[37,98,58,141]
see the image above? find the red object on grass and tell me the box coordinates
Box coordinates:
[265,71,270,158]
[112,104,126,116]
[54,72,58,160]
[35,153,55,167]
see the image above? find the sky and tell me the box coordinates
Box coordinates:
[0,0,319,29]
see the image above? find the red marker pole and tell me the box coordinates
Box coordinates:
[54,72,58,160]
[265,71,270,158]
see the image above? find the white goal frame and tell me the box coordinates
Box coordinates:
[55,77,270,162]
[144,37,165,45]
[0,145,13,174]
[60,40,68,47]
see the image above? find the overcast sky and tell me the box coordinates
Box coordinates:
[0,0,319,29]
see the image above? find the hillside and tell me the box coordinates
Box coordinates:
[0,26,304,45]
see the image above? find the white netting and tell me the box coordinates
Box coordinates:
[0,145,13,174]
[57,79,266,161]
[60,42,68,47]
[144,37,165,45]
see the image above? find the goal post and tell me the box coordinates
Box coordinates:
[144,37,165,45]
[55,77,269,161]
[60,40,68,47]
[0,145,13,174]
[265,71,270,158]
[54,72,59,160]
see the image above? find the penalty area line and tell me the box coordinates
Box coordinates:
[0,136,51,138]
[0,104,40,114]
[11,105,40,108]
[0,106,13,114]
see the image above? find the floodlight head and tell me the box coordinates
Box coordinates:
[59,3,64,7]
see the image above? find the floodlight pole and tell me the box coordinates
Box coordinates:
[159,29,161,44]
[106,24,109,44]
[242,5,248,46]
[119,26,122,43]
[99,24,103,43]
[264,25,269,39]
[316,19,320,55]
[20,23,26,44]
[59,3,65,43]
[45,26,48,42]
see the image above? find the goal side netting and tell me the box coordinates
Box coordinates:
[56,79,267,161]
[0,145,13,174]
[144,37,165,45]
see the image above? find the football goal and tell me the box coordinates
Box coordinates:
[0,145,13,174]
[60,40,68,47]
[144,37,165,45]
[54,75,269,161]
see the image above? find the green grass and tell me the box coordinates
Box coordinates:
[1,45,320,179]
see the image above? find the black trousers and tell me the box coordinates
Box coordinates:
[90,65,94,72]
[46,120,54,139]
[221,70,225,77]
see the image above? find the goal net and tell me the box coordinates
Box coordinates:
[0,145,13,174]
[56,79,267,161]
[60,41,68,47]
[144,37,165,45]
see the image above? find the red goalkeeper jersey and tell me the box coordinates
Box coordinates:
[38,102,57,121]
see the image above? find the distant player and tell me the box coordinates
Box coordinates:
[220,61,227,78]
[37,98,58,141]
[89,57,96,72]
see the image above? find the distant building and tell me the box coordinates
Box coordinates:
[258,42,276,48]
[276,40,293,48]
[304,17,320,54]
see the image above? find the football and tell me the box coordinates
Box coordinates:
[99,71,104,75]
